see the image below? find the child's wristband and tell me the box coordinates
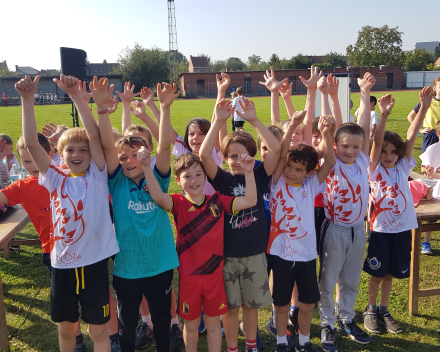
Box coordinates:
[97,109,109,115]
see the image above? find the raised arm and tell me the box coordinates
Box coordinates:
[130,100,159,142]
[318,76,331,116]
[236,98,281,175]
[259,66,287,124]
[357,72,376,156]
[15,75,51,176]
[406,86,433,161]
[370,94,394,171]
[232,154,258,211]
[316,115,336,184]
[117,82,140,133]
[137,146,172,210]
[327,73,342,127]
[279,81,295,119]
[156,82,180,175]
[272,111,306,185]
[300,65,322,145]
[214,73,231,150]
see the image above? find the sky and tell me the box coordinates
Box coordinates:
[1,0,436,71]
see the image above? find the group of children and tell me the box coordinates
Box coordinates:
[0,66,435,352]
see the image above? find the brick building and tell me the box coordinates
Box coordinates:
[188,56,210,73]
[179,66,404,98]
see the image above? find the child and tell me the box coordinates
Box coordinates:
[200,97,281,352]
[41,123,69,165]
[268,113,335,352]
[0,133,20,179]
[318,73,376,351]
[231,87,246,131]
[355,96,378,139]
[16,74,120,352]
[98,80,180,352]
[363,88,432,334]
[140,114,257,351]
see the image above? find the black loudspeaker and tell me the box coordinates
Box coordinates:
[60,47,87,81]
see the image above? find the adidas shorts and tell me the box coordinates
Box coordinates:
[363,230,412,279]
[178,271,228,320]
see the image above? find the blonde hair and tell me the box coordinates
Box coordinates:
[112,127,122,141]
[124,124,153,146]
[17,133,51,155]
[57,127,89,154]
[115,135,149,153]
[257,124,283,149]
[432,77,440,94]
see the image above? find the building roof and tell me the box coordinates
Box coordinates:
[14,65,40,76]
[88,63,119,75]
[189,56,209,68]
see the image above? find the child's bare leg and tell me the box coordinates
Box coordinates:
[241,304,257,341]
[58,321,79,352]
[204,315,222,352]
[379,273,393,308]
[183,317,200,352]
[140,296,150,317]
[76,320,82,337]
[171,288,177,319]
[291,284,299,307]
[297,302,314,336]
[368,275,382,306]
[88,324,111,352]
[107,286,118,335]
[423,231,431,242]
[275,304,290,337]
[222,307,239,349]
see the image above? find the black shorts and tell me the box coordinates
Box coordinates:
[42,253,51,276]
[234,120,245,128]
[314,206,326,253]
[269,255,320,306]
[51,258,110,325]
[363,230,412,279]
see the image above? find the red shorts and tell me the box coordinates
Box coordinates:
[178,271,228,320]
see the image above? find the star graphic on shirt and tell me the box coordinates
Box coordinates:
[227,271,239,286]
[242,267,257,282]
[224,257,233,265]
[237,258,244,265]
[248,299,262,309]
[228,299,240,310]
[259,280,270,296]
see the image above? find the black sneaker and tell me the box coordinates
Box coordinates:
[333,302,340,323]
[377,311,402,334]
[363,308,380,334]
[170,322,184,351]
[295,341,317,352]
[289,307,300,335]
[321,325,338,352]
[135,322,154,349]
[337,319,372,344]
[276,343,288,352]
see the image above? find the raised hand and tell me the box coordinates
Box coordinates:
[290,110,306,126]
[299,65,322,89]
[131,100,149,119]
[15,75,41,99]
[318,115,336,134]
[116,82,140,104]
[215,98,235,121]
[357,72,376,91]
[140,87,155,106]
[157,82,180,107]
[259,66,287,92]
[420,86,434,107]
[238,153,255,173]
[217,73,231,91]
[327,73,339,96]
[53,74,81,95]
[79,81,92,103]
[317,76,329,94]
[108,97,119,114]
[377,94,395,114]
[137,146,151,166]
[237,97,257,122]
[89,76,115,108]
[279,81,293,99]
[41,123,65,141]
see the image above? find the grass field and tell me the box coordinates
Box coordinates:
[0,90,439,352]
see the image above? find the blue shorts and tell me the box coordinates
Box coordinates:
[422,130,439,153]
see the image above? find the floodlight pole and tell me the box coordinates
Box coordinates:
[168,0,178,84]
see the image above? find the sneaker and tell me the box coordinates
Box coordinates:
[295,341,317,352]
[437,326,440,333]
[363,308,380,334]
[333,302,340,323]
[289,307,300,335]
[264,316,294,349]
[276,343,288,352]
[321,325,338,352]
[170,322,184,351]
[10,245,20,251]
[337,320,371,344]
[74,336,86,352]
[421,241,432,255]
[135,322,154,349]
[198,314,207,334]
[110,342,121,352]
[377,311,402,334]
[247,348,259,352]
[238,320,264,350]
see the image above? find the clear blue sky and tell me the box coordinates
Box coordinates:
[1,0,435,70]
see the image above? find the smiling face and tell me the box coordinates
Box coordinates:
[18,148,39,177]
[61,141,91,173]
[118,145,145,183]
[335,133,364,164]
[283,157,314,186]
[312,132,322,148]
[224,142,249,175]
[380,142,399,168]
[176,163,206,198]
[187,123,206,154]
[4,143,13,157]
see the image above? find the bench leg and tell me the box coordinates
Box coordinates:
[3,245,10,259]
[0,273,10,352]
[409,221,421,316]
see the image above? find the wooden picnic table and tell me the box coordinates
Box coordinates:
[409,171,440,316]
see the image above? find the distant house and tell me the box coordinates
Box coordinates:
[416,41,440,53]
[307,55,327,64]
[87,63,119,75]
[435,57,440,67]
[14,65,40,77]
[188,56,210,73]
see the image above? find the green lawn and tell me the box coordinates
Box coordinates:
[1,91,439,352]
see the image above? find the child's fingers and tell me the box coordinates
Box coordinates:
[108,84,115,97]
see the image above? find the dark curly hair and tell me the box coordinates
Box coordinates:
[287,144,318,173]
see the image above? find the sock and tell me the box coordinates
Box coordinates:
[271,310,276,327]
[367,304,377,312]
[171,316,179,325]
[228,346,239,352]
[245,339,257,350]
[298,333,310,346]
[109,333,119,346]
[142,314,153,327]
[276,334,287,345]
[379,305,388,314]
[76,333,84,344]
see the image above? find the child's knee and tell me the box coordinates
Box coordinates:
[299,302,315,313]
[275,303,291,314]
[88,324,107,342]
[58,321,78,340]
[204,315,221,332]
[184,318,200,333]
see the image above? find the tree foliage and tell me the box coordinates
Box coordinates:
[247,54,262,66]
[404,49,435,71]
[225,57,246,71]
[346,25,404,66]
[0,65,15,77]
[290,54,313,69]
[324,52,347,68]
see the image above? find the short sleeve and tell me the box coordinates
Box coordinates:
[88,159,108,184]
[218,193,236,215]
[208,167,227,191]
[172,135,190,158]
[306,173,322,198]
[212,149,223,168]
[108,164,124,195]
[399,156,417,176]
[150,155,157,170]
[38,161,67,192]
[368,160,381,181]
[10,154,19,167]
[270,175,283,197]
[413,102,421,113]
[170,193,181,217]
[254,161,271,191]
[357,150,370,170]
[153,165,171,193]
[1,180,22,206]
[372,111,378,125]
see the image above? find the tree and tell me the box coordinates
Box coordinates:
[103,59,108,64]
[112,44,170,90]
[346,25,405,66]
[426,63,440,71]
[225,57,246,71]
[435,46,440,60]
[268,54,280,68]
[210,60,226,72]
[290,54,313,69]
[324,52,347,68]
[404,49,435,71]
[0,63,14,77]
[247,54,262,66]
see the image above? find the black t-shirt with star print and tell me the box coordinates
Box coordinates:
[208,162,271,257]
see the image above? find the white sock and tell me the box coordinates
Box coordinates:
[142,314,153,327]
[276,334,287,345]
[298,333,310,345]
[271,310,276,327]
[171,316,179,325]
